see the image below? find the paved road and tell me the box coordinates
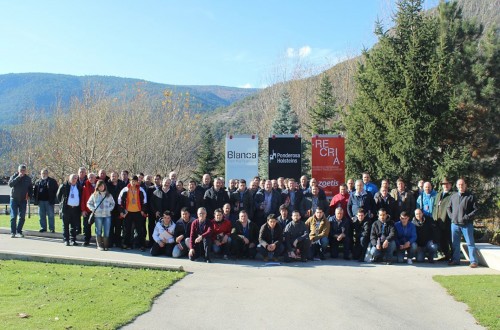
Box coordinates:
[0,233,497,330]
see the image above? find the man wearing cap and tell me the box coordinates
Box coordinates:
[8,164,33,238]
[447,179,479,268]
[433,177,454,260]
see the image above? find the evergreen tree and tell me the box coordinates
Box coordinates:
[269,89,309,177]
[307,73,343,135]
[271,90,299,134]
[192,126,220,181]
[345,0,495,193]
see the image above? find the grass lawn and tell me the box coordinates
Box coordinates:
[0,213,63,233]
[0,260,185,329]
[433,275,500,330]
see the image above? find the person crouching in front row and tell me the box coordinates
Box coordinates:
[151,211,176,257]
[189,207,213,263]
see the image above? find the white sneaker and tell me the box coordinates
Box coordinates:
[407,259,413,265]
[15,233,24,238]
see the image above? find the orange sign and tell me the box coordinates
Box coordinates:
[311,136,345,198]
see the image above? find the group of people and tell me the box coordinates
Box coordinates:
[7,165,479,267]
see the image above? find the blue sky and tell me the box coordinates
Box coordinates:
[0,0,439,88]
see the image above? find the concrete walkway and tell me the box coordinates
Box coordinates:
[0,233,498,330]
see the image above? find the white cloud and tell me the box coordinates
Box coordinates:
[239,83,252,88]
[286,48,295,58]
[298,45,311,58]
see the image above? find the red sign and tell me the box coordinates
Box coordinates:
[311,136,345,198]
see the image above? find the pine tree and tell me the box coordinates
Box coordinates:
[345,0,493,191]
[192,126,220,181]
[271,90,299,134]
[268,89,309,177]
[307,73,342,135]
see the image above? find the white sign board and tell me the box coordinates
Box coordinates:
[225,134,259,184]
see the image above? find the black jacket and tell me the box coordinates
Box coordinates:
[180,189,205,216]
[259,223,283,248]
[412,216,438,247]
[373,194,398,221]
[174,218,194,240]
[284,220,309,251]
[447,191,478,226]
[203,187,230,217]
[231,220,259,244]
[253,189,281,224]
[229,189,254,219]
[370,219,396,246]
[33,177,58,205]
[56,181,82,217]
[151,188,176,217]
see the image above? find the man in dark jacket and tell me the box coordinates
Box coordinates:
[229,179,254,220]
[9,164,33,238]
[352,208,372,262]
[57,174,82,245]
[203,178,230,217]
[447,179,479,268]
[329,207,351,260]
[231,210,259,259]
[300,186,329,221]
[370,208,396,264]
[33,168,58,233]
[412,208,438,263]
[284,210,310,262]
[172,207,194,258]
[280,178,302,215]
[254,180,281,227]
[180,180,204,216]
[374,186,398,222]
[150,178,176,220]
[106,171,125,248]
[257,215,284,261]
[432,177,454,260]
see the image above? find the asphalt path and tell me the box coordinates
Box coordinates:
[0,233,497,330]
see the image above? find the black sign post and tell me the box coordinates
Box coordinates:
[268,135,302,181]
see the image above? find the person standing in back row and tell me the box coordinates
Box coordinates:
[447,179,479,268]
[8,164,33,238]
[33,168,58,233]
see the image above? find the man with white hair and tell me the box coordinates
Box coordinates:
[57,174,82,245]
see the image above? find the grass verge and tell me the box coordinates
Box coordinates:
[0,214,63,233]
[433,275,500,330]
[0,260,185,329]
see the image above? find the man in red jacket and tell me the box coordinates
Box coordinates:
[329,183,350,216]
[189,207,212,263]
[211,208,232,259]
[81,172,97,246]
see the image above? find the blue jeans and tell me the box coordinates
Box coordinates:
[416,241,438,262]
[172,238,190,258]
[309,237,329,258]
[370,241,396,262]
[10,198,27,234]
[38,201,55,231]
[94,216,111,238]
[396,242,418,263]
[212,237,232,255]
[451,223,477,264]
